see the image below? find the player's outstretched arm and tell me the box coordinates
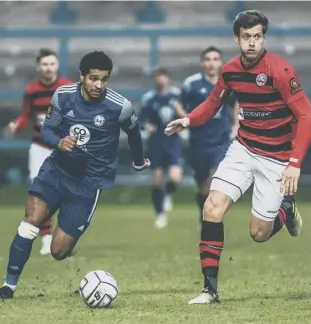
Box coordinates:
[5,90,32,137]
[275,63,311,194]
[119,99,150,171]
[175,101,188,118]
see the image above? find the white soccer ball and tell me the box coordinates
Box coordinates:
[79,270,118,308]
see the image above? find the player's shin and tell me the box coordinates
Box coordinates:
[151,187,165,216]
[268,209,287,239]
[200,220,224,293]
[4,221,39,290]
[165,181,177,195]
[164,181,177,212]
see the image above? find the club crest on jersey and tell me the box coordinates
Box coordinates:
[93,115,105,127]
[256,73,267,87]
[289,78,302,94]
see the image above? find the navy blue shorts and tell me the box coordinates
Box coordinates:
[148,147,181,170]
[29,158,101,238]
[189,143,229,183]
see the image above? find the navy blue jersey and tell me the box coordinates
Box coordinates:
[43,83,139,189]
[139,87,181,149]
[181,73,235,148]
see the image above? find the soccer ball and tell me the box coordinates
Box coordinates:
[79,270,118,308]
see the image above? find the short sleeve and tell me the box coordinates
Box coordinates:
[44,90,62,128]
[274,62,305,104]
[180,79,192,107]
[119,99,138,132]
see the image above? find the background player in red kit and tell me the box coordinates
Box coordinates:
[165,10,311,304]
[6,48,72,256]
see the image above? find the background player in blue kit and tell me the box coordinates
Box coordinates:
[139,68,182,229]
[0,51,150,299]
[175,47,239,222]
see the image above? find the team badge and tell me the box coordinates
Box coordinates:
[93,115,105,127]
[289,78,302,94]
[256,73,267,87]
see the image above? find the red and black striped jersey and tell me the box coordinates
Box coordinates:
[188,50,311,167]
[16,77,73,148]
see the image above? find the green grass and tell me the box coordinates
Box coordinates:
[1,202,311,324]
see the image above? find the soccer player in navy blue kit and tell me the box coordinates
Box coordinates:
[139,68,182,229]
[0,51,150,299]
[175,47,239,222]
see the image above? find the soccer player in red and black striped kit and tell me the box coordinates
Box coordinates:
[6,49,72,255]
[165,10,311,304]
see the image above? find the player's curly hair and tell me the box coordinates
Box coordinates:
[79,51,113,76]
[233,10,269,37]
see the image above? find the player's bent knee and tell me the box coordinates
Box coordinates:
[153,169,164,186]
[249,214,274,242]
[203,192,230,222]
[169,167,182,183]
[18,221,39,240]
[170,175,181,184]
[51,248,69,261]
[249,228,269,243]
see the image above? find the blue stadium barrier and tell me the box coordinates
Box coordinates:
[0,25,311,100]
[1,26,311,150]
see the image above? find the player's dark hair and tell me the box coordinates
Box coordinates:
[36,48,58,63]
[233,10,269,37]
[200,46,223,60]
[153,67,170,77]
[79,51,113,76]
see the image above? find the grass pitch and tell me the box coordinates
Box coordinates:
[1,201,311,324]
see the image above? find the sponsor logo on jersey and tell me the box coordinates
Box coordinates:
[66,110,75,117]
[69,124,90,146]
